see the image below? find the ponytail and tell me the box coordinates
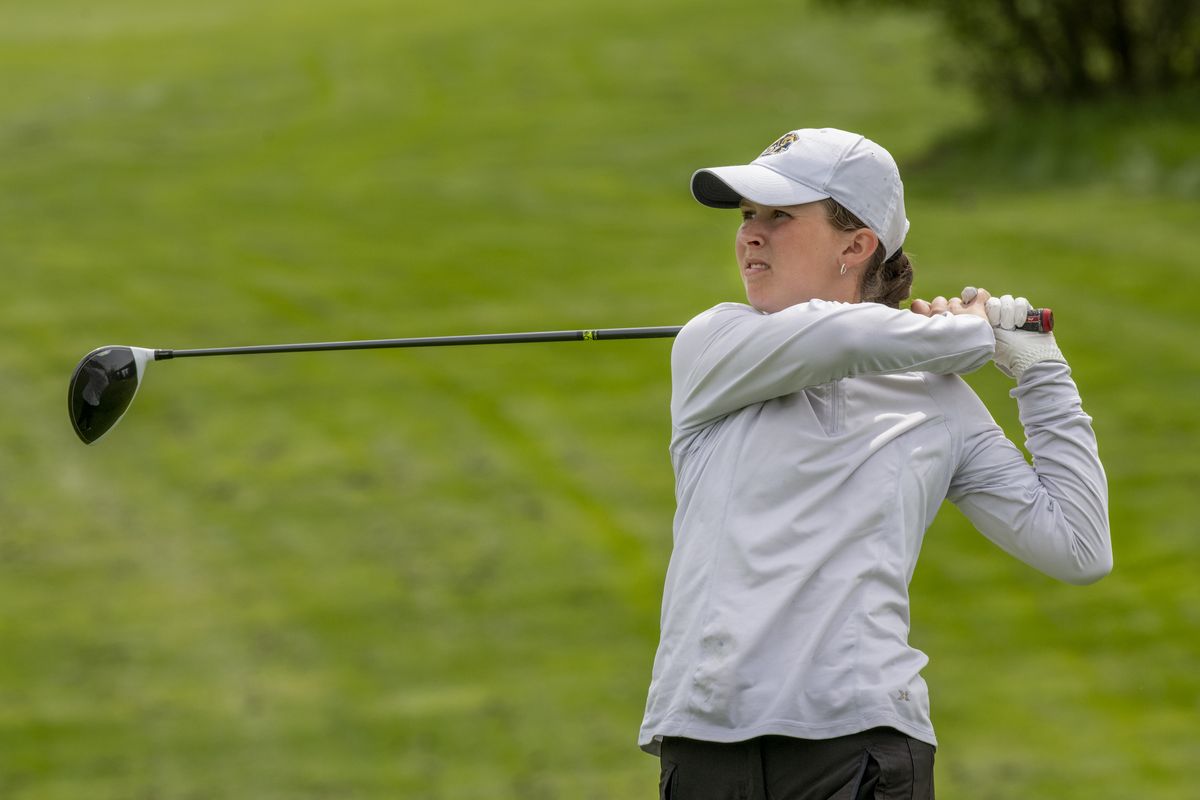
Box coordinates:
[861,248,914,309]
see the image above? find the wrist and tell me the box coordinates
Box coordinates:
[994,329,1065,380]
[1009,342,1066,379]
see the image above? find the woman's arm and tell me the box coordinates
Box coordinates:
[946,361,1112,584]
[671,300,995,432]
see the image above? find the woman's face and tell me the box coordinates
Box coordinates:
[735,199,858,313]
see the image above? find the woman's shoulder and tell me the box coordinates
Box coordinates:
[685,302,757,325]
[675,302,759,347]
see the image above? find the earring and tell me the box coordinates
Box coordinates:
[839,263,847,276]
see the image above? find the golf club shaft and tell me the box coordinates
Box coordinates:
[153,326,685,360]
[152,308,1052,360]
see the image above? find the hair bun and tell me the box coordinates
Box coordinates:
[876,252,913,308]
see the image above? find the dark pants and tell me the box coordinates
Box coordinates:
[659,728,935,800]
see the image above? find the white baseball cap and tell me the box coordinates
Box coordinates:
[691,127,909,259]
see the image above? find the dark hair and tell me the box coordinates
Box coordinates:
[820,198,913,309]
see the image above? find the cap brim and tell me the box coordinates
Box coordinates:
[691,165,828,209]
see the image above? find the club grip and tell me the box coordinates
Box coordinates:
[1016,308,1053,333]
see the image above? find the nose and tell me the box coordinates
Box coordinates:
[738,218,765,248]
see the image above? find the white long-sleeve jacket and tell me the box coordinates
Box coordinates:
[639,300,1111,754]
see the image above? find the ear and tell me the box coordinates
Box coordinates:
[840,228,880,270]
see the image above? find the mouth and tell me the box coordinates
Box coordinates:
[743,260,770,277]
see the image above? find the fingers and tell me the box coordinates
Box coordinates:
[919,287,1037,329]
[961,286,991,306]
[1000,294,1018,328]
[999,294,1034,329]
[909,296,948,316]
[985,297,1001,326]
[952,287,990,322]
[980,294,1034,329]
[915,288,1009,326]
[1014,296,1031,323]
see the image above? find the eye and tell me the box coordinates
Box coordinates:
[740,207,791,222]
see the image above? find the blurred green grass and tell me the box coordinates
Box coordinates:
[2,0,1198,797]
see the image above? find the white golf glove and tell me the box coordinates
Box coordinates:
[961,288,1065,380]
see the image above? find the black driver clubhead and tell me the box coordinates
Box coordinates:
[68,346,153,444]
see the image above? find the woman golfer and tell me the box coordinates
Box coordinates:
[640,128,1111,799]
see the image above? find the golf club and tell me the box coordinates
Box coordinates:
[67,326,683,445]
[68,308,1052,445]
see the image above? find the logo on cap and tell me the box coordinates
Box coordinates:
[760,132,798,158]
